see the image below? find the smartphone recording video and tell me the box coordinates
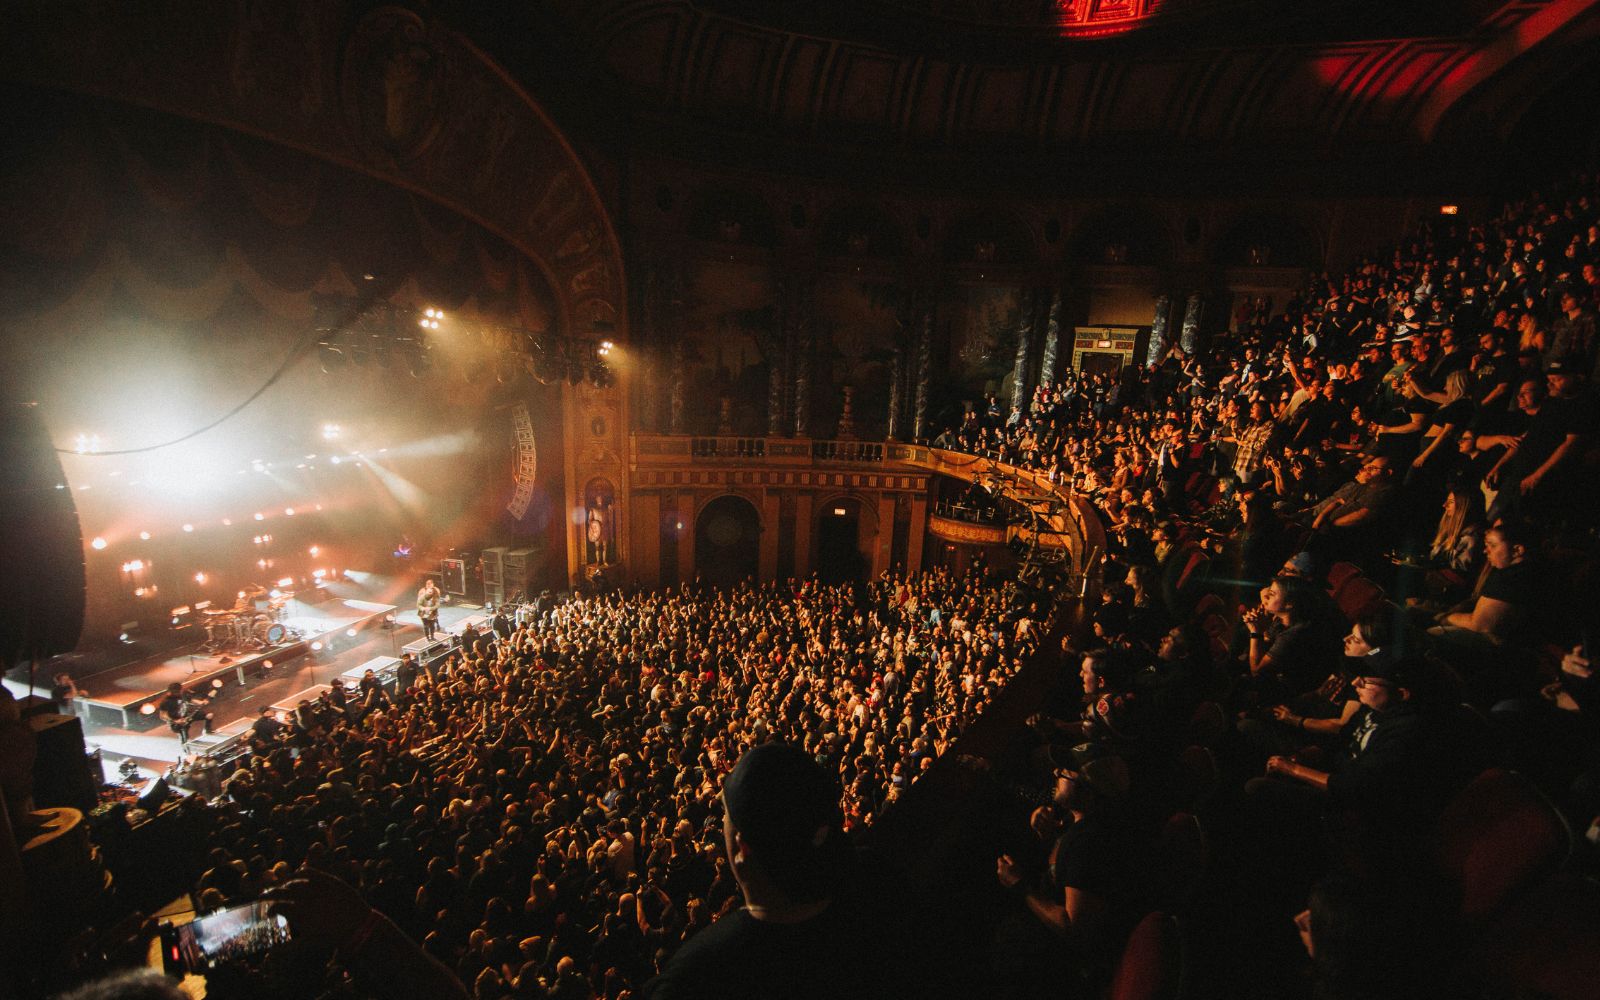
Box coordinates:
[161,900,291,974]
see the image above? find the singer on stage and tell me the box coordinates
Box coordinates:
[417,578,441,640]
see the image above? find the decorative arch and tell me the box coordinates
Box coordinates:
[693,488,766,522]
[0,3,626,344]
[811,491,880,586]
[694,493,761,589]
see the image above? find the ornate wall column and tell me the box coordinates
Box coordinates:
[630,491,661,588]
[1039,290,1062,389]
[1146,294,1172,365]
[677,492,696,584]
[873,492,896,578]
[790,276,815,438]
[794,492,812,579]
[1181,293,1203,355]
[913,308,933,441]
[767,333,786,437]
[1010,286,1036,410]
[760,490,781,581]
[906,493,928,575]
[886,332,906,441]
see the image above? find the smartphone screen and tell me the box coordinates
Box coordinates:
[164,901,291,972]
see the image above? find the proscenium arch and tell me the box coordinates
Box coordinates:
[0,3,627,345]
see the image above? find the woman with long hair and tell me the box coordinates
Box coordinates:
[1427,484,1485,576]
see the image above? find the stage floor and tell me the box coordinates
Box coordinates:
[61,597,395,726]
[392,603,484,631]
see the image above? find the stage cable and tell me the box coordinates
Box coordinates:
[56,287,388,457]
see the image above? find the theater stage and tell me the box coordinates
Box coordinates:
[66,597,396,727]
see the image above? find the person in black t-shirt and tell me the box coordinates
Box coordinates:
[251,706,285,743]
[396,653,419,692]
[995,743,1134,995]
[644,743,913,1000]
[1430,520,1542,697]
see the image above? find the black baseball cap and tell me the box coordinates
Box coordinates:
[721,743,848,901]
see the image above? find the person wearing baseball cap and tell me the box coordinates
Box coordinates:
[645,743,910,1000]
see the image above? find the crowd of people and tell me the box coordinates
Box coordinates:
[925,171,1600,996]
[45,172,1600,1000]
[118,569,1042,1000]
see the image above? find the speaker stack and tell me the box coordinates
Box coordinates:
[507,403,537,520]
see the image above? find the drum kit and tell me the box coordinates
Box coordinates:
[200,584,302,655]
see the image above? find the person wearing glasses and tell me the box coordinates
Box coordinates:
[1249,656,1422,832]
[1303,456,1398,564]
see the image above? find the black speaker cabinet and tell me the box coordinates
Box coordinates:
[30,713,98,815]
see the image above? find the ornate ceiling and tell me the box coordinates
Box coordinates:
[470,0,1600,192]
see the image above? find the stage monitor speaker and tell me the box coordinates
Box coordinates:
[137,776,170,813]
[482,546,508,607]
[29,713,98,815]
[0,405,86,667]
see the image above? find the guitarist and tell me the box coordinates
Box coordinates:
[158,682,214,749]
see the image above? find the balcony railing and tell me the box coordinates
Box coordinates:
[689,437,766,459]
[811,440,883,462]
[634,435,895,467]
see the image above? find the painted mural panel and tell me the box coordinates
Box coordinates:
[815,274,901,439]
[944,284,1022,399]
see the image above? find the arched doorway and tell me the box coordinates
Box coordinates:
[695,495,761,590]
[816,497,867,586]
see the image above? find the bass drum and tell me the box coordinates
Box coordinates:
[254,621,287,645]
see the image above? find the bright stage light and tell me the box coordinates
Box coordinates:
[257,560,267,568]
[346,628,357,637]
[311,641,323,651]
[277,577,292,586]
[313,569,325,578]
[140,532,150,540]
[322,424,340,440]
[194,573,206,583]
[211,678,224,689]
[223,519,231,526]
[182,524,193,532]
[331,456,341,464]
[91,537,107,550]
[309,546,319,556]
[262,660,273,669]
[255,513,264,520]
[122,560,144,572]
[285,508,295,516]
[140,703,156,716]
